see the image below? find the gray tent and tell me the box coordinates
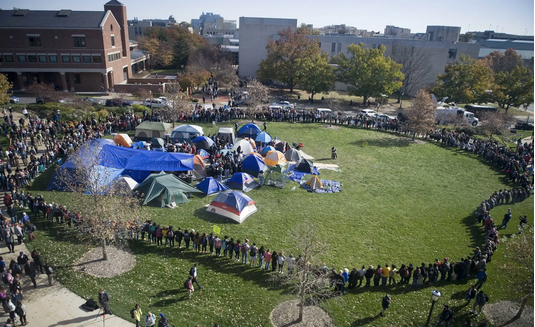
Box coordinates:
[284,148,302,162]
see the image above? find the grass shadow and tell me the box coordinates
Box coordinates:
[350,314,380,326]
[349,135,413,148]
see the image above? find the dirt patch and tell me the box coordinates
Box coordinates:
[270,300,333,327]
[483,301,534,327]
[322,125,341,130]
[73,246,136,278]
[412,139,426,144]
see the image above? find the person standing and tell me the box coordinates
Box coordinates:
[474,269,487,290]
[466,285,477,304]
[241,239,250,265]
[4,228,14,253]
[185,276,194,299]
[98,288,112,315]
[258,170,264,187]
[132,303,142,327]
[471,290,488,316]
[263,249,272,270]
[436,304,453,327]
[331,147,337,159]
[499,208,512,229]
[16,300,27,326]
[145,311,157,327]
[277,250,286,274]
[380,294,391,317]
[189,263,203,289]
[44,262,54,286]
[158,313,169,327]
[263,121,267,132]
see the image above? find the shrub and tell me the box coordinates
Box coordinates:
[190,98,199,103]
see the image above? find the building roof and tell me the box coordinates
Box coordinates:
[130,50,146,61]
[478,39,534,50]
[104,0,125,6]
[0,10,106,29]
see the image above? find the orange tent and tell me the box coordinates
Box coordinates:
[114,133,133,147]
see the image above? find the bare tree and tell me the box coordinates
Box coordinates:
[269,221,332,323]
[52,143,141,260]
[26,82,65,102]
[389,44,433,103]
[246,79,270,118]
[404,89,436,140]
[479,111,515,138]
[164,81,190,126]
[498,228,534,326]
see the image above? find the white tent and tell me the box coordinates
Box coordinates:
[217,127,235,144]
[114,176,139,193]
[232,139,255,156]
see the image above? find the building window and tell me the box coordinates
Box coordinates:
[5,55,14,62]
[110,24,113,31]
[93,55,102,63]
[337,43,342,53]
[73,74,81,84]
[73,37,86,48]
[49,55,58,63]
[82,55,91,63]
[448,49,457,59]
[38,55,47,63]
[72,55,81,63]
[17,55,27,63]
[111,35,115,47]
[331,43,336,52]
[28,55,37,62]
[28,35,41,47]
[62,55,71,63]
[0,56,3,63]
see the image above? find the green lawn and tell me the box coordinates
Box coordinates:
[26,122,533,326]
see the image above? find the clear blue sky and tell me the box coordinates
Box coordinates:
[1,0,533,35]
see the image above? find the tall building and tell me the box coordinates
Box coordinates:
[425,26,461,42]
[191,12,236,37]
[0,0,140,92]
[238,17,297,78]
[384,25,411,36]
[128,16,178,39]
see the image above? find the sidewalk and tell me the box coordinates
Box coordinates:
[0,110,133,326]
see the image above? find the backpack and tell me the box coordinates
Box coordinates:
[2,274,7,285]
[130,309,135,318]
[215,239,221,248]
[167,230,174,238]
[15,305,24,317]
[184,280,190,289]
[250,247,257,257]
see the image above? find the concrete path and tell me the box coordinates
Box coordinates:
[0,110,133,326]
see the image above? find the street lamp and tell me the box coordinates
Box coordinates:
[425,290,442,327]
[399,92,405,109]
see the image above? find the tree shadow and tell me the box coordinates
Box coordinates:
[350,314,380,326]
[349,135,413,148]
[48,313,101,326]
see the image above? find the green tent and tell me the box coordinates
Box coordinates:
[265,164,291,189]
[133,172,202,207]
[135,121,173,141]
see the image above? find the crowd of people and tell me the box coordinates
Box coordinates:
[0,95,532,326]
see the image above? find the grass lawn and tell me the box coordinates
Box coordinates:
[26,122,533,326]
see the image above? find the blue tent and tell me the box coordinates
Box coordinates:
[198,149,210,158]
[192,136,215,150]
[238,123,261,138]
[98,145,194,172]
[226,172,259,192]
[196,177,229,195]
[255,132,272,143]
[241,155,267,177]
[261,145,276,156]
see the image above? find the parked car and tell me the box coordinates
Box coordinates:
[36,96,65,104]
[276,101,294,109]
[360,109,376,117]
[9,96,19,103]
[514,121,534,131]
[83,97,104,106]
[144,98,170,108]
[105,99,133,107]
[376,114,396,120]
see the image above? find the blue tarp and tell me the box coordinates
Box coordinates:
[196,177,229,195]
[98,145,194,171]
[299,179,341,193]
[287,163,319,181]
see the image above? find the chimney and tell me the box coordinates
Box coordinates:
[104,0,131,59]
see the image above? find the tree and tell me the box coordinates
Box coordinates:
[164,81,190,126]
[0,74,12,104]
[432,55,493,104]
[138,36,173,70]
[404,89,436,140]
[172,36,191,70]
[493,65,534,113]
[296,23,320,36]
[257,28,321,92]
[269,221,332,324]
[53,143,141,260]
[26,82,66,102]
[479,111,515,138]
[213,60,239,89]
[245,79,270,115]
[299,52,334,101]
[482,49,525,74]
[460,32,474,42]
[389,44,432,101]
[498,229,534,326]
[332,43,404,104]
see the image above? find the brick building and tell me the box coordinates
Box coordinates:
[0,0,139,92]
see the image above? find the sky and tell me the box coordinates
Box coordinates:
[1,0,533,35]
